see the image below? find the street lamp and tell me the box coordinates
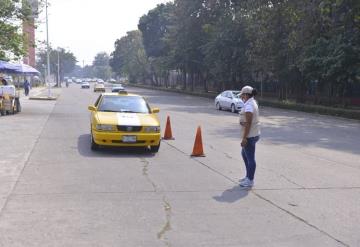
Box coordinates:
[57,48,60,87]
[45,0,51,97]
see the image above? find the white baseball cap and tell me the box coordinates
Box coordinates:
[240,86,253,95]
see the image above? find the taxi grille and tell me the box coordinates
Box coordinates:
[117,126,142,132]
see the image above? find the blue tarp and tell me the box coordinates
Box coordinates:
[0,60,19,73]
[0,60,40,75]
[13,63,40,75]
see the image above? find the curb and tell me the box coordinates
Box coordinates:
[127,83,217,99]
[29,96,58,101]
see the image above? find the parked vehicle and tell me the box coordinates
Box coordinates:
[94,83,106,92]
[81,82,90,89]
[0,85,21,115]
[111,84,125,93]
[215,90,244,113]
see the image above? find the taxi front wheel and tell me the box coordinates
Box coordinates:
[91,133,99,151]
[150,143,160,153]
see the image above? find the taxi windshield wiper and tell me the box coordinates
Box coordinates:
[119,110,138,113]
[101,109,117,112]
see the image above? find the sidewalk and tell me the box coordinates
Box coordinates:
[26,85,61,100]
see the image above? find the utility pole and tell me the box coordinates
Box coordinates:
[57,49,60,87]
[45,0,51,97]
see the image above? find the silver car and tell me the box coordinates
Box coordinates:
[111,85,125,93]
[215,90,244,113]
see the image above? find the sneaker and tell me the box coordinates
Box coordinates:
[239,178,254,187]
[239,177,248,183]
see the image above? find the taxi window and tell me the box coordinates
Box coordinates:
[98,96,150,113]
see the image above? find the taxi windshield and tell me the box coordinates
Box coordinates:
[98,96,150,113]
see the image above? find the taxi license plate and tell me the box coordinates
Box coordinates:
[122,136,137,143]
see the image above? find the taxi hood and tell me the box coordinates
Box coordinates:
[95,112,159,126]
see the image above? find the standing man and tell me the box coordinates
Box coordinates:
[239,86,260,187]
[24,79,31,96]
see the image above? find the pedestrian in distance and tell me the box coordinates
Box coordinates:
[24,79,31,96]
[238,85,260,188]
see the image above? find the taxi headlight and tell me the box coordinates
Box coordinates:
[144,126,160,133]
[96,124,115,131]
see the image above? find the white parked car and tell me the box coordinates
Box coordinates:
[215,90,244,113]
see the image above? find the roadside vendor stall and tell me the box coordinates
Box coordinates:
[0,85,20,115]
[0,60,40,116]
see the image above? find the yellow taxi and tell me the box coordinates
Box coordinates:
[88,91,161,152]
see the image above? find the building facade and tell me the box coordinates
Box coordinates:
[22,0,38,67]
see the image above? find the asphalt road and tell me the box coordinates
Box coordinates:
[0,84,359,247]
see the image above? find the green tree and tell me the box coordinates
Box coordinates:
[110,0,360,104]
[36,47,77,85]
[110,30,149,83]
[92,52,112,80]
[0,0,33,60]
[167,0,208,90]
[201,0,250,91]
[138,3,174,86]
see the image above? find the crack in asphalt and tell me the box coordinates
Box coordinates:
[163,140,350,247]
[140,158,157,192]
[157,196,172,247]
[139,157,172,247]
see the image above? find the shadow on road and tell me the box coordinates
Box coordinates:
[205,107,360,155]
[213,185,249,203]
[77,134,156,158]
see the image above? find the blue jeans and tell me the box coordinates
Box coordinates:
[241,136,260,181]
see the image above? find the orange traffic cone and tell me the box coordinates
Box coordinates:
[162,116,174,140]
[191,126,205,157]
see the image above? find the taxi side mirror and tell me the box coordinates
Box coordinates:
[152,107,160,113]
[88,105,96,111]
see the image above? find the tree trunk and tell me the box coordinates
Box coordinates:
[191,72,194,92]
[202,73,208,92]
[183,70,187,90]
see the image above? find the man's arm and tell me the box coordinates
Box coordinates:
[241,112,253,147]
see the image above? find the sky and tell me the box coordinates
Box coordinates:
[36,0,169,66]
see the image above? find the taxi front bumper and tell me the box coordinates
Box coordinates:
[92,130,161,147]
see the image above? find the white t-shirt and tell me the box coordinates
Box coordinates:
[239,98,260,138]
